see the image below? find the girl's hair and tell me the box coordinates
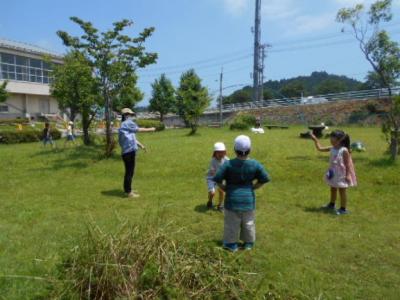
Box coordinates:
[330,130,351,152]
[213,150,226,158]
[121,114,127,122]
[45,122,50,127]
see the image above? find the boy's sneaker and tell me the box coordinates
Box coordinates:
[216,205,224,212]
[242,242,254,251]
[321,203,335,210]
[223,243,238,252]
[207,200,213,209]
[336,208,349,215]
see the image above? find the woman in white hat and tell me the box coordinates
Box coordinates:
[206,142,229,211]
[118,108,156,198]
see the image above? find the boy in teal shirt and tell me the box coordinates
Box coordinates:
[213,135,270,251]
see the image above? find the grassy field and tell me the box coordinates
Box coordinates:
[0,126,399,299]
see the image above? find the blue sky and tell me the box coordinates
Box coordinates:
[1,0,400,106]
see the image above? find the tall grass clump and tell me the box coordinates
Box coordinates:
[56,222,252,299]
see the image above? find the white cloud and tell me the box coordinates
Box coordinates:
[333,0,374,5]
[261,0,336,36]
[289,13,336,35]
[332,0,400,7]
[221,0,249,15]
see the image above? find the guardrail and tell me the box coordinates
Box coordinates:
[206,86,400,113]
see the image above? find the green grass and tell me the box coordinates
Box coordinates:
[0,127,399,299]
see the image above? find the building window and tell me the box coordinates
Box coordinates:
[0,105,9,112]
[0,52,55,84]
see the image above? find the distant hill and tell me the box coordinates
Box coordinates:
[223,71,365,105]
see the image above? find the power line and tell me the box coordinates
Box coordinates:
[138,53,252,78]
[138,48,251,73]
[137,31,400,84]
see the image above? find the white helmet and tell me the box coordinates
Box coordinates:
[214,142,226,152]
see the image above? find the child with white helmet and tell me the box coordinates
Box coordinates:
[206,142,229,211]
[64,121,76,147]
[213,135,270,251]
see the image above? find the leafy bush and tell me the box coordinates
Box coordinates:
[0,128,61,144]
[230,114,256,130]
[348,110,370,124]
[0,118,29,125]
[136,119,165,131]
[55,223,251,299]
[366,103,378,114]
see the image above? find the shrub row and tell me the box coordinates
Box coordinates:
[229,114,257,130]
[0,128,61,144]
[0,118,30,125]
[136,119,165,131]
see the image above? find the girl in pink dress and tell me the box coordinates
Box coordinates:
[310,130,357,215]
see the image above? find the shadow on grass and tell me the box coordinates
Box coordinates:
[101,189,125,198]
[194,204,209,213]
[31,144,120,171]
[369,157,397,168]
[303,206,337,215]
[211,239,223,247]
[285,155,313,161]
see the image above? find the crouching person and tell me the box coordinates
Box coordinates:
[213,135,270,252]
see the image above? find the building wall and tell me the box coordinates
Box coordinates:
[0,43,62,119]
[1,80,50,96]
[0,92,59,119]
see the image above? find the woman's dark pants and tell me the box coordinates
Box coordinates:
[122,151,136,193]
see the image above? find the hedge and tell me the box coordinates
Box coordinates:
[229,114,257,130]
[0,118,30,125]
[0,128,61,144]
[136,119,165,131]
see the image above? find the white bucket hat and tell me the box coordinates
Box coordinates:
[214,142,226,152]
[121,108,136,115]
[234,135,251,153]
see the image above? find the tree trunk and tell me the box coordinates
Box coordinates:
[82,108,91,146]
[104,91,115,157]
[160,112,164,122]
[189,122,197,135]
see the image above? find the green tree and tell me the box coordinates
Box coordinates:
[223,89,251,105]
[315,79,347,94]
[149,74,176,122]
[280,81,305,98]
[57,17,157,156]
[0,81,8,103]
[361,71,387,89]
[176,69,211,135]
[51,51,99,145]
[337,0,400,160]
[111,61,144,112]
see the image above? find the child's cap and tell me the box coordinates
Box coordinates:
[121,108,136,115]
[214,142,226,152]
[68,121,73,125]
[234,135,251,152]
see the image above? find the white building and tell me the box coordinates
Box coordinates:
[0,38,63,119]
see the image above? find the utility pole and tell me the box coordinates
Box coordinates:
[260,44,266,101]
[252,0,261,102]
[260,44,271,101]
[219,67,223,126]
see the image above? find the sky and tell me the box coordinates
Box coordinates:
[1,0,400,106]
